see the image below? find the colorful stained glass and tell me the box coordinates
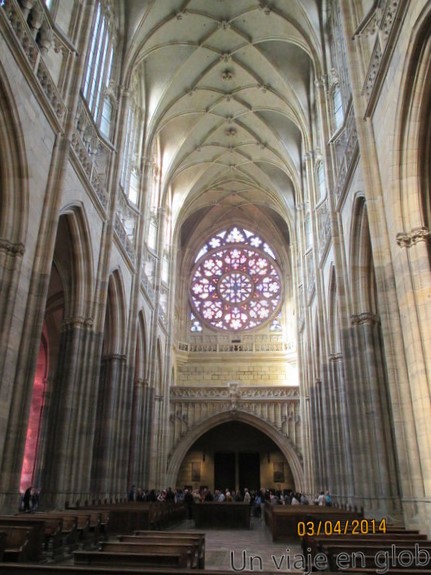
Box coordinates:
[190,227,282,331]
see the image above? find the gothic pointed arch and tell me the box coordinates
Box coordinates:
[349,194,376,314]
[395,6,431,238]
[92,268,129,496]
[0,61,28,245]
[0,62,29,372]
[58,204,95,319]
[166,410,304,491]
[32,209,97,506]
[327,265,340,352]
[103,269,127,356]
[347,194,400,514]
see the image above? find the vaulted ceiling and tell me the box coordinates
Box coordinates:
[122,0,324,250]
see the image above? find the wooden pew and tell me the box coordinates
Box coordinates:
[73,548,190,568]
[320,542,431,571]
[0,531,6,561]
[68,501,185,533]
[127,531,205,568]
[33,513,78,551]
[303,525,431,573]
[100,541,199,568]
[0,516,62,558]
[0,527,31,562]
[0,564,276,575]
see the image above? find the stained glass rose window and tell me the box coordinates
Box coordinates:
[190,227,282,331]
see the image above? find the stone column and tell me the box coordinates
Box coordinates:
[39,316,96,509]
[91,352,127,499]
[350,312,400,517]
[395,228,431,530]
[128,378,145,486]
[141,383,154,488]
[328,353,353,505]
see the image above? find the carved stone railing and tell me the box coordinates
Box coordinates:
[306,249,315,297]
[70,99,113,209]
[355,0,403,113]
[140,258,155,300]
[1,0,70,124]
[178,333,292,354]
[115,189,137,263]
[333,101,359,202]
[316,199,331,259]
[169,384,302,458]
[114,213,136,264]
[158,283,169,327]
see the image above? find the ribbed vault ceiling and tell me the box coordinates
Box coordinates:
[122,0,323,247]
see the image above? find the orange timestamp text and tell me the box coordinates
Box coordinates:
[297,518,387,537]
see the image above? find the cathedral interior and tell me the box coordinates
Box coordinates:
[0,0,431,536]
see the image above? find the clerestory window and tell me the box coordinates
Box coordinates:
[332,84,344,131]
[190,226,282,332]
[82,1,114,135]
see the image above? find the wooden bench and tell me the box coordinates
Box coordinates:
[126,532,205,568]
[303,526,431,573]
[73,548,190,568]
[320,542,431,571]
[68,502,185,533]
[0,527,31,562]
[100,541,199,569]
[0,515,62,559]
[0,564,276,575]
[0,531,6,561]
[33,513,78,550]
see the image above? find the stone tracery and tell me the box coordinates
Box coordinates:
[190,226,282,331]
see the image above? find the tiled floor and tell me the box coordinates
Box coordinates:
[171,517,303,572]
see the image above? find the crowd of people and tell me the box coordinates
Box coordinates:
[127,485,332,518]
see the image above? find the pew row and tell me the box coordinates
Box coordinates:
[74,548,190,568]
[66,501,186,534]
[302,524,431,573]
[99,541,199,568]
[125,531,205,568]
[0,521,45,562]
[0,565,275,575]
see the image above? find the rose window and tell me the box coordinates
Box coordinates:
[190,227,282,331]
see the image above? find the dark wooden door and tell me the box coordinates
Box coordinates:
[214,452,235,491]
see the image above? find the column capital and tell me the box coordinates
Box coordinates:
[0,239,25,256]
[61,316,94,331]
[328,352,343,362]
[351,312,379,326]
[101,353,127,362]
[396,227,431,248]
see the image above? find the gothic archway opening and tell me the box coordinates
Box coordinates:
[19,328,49,493]
[175,421,294,494]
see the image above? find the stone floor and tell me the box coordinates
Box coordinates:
[170,517,304,572]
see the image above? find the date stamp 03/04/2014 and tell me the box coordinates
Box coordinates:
[297,517,388,537]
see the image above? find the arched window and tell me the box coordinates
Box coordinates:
[190,226,282,331]
[332,84,344,130]
[120,101,141,204]
[82,1,115,134]
[316,162,327,200]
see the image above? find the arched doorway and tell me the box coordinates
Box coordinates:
[175,421,296,494]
